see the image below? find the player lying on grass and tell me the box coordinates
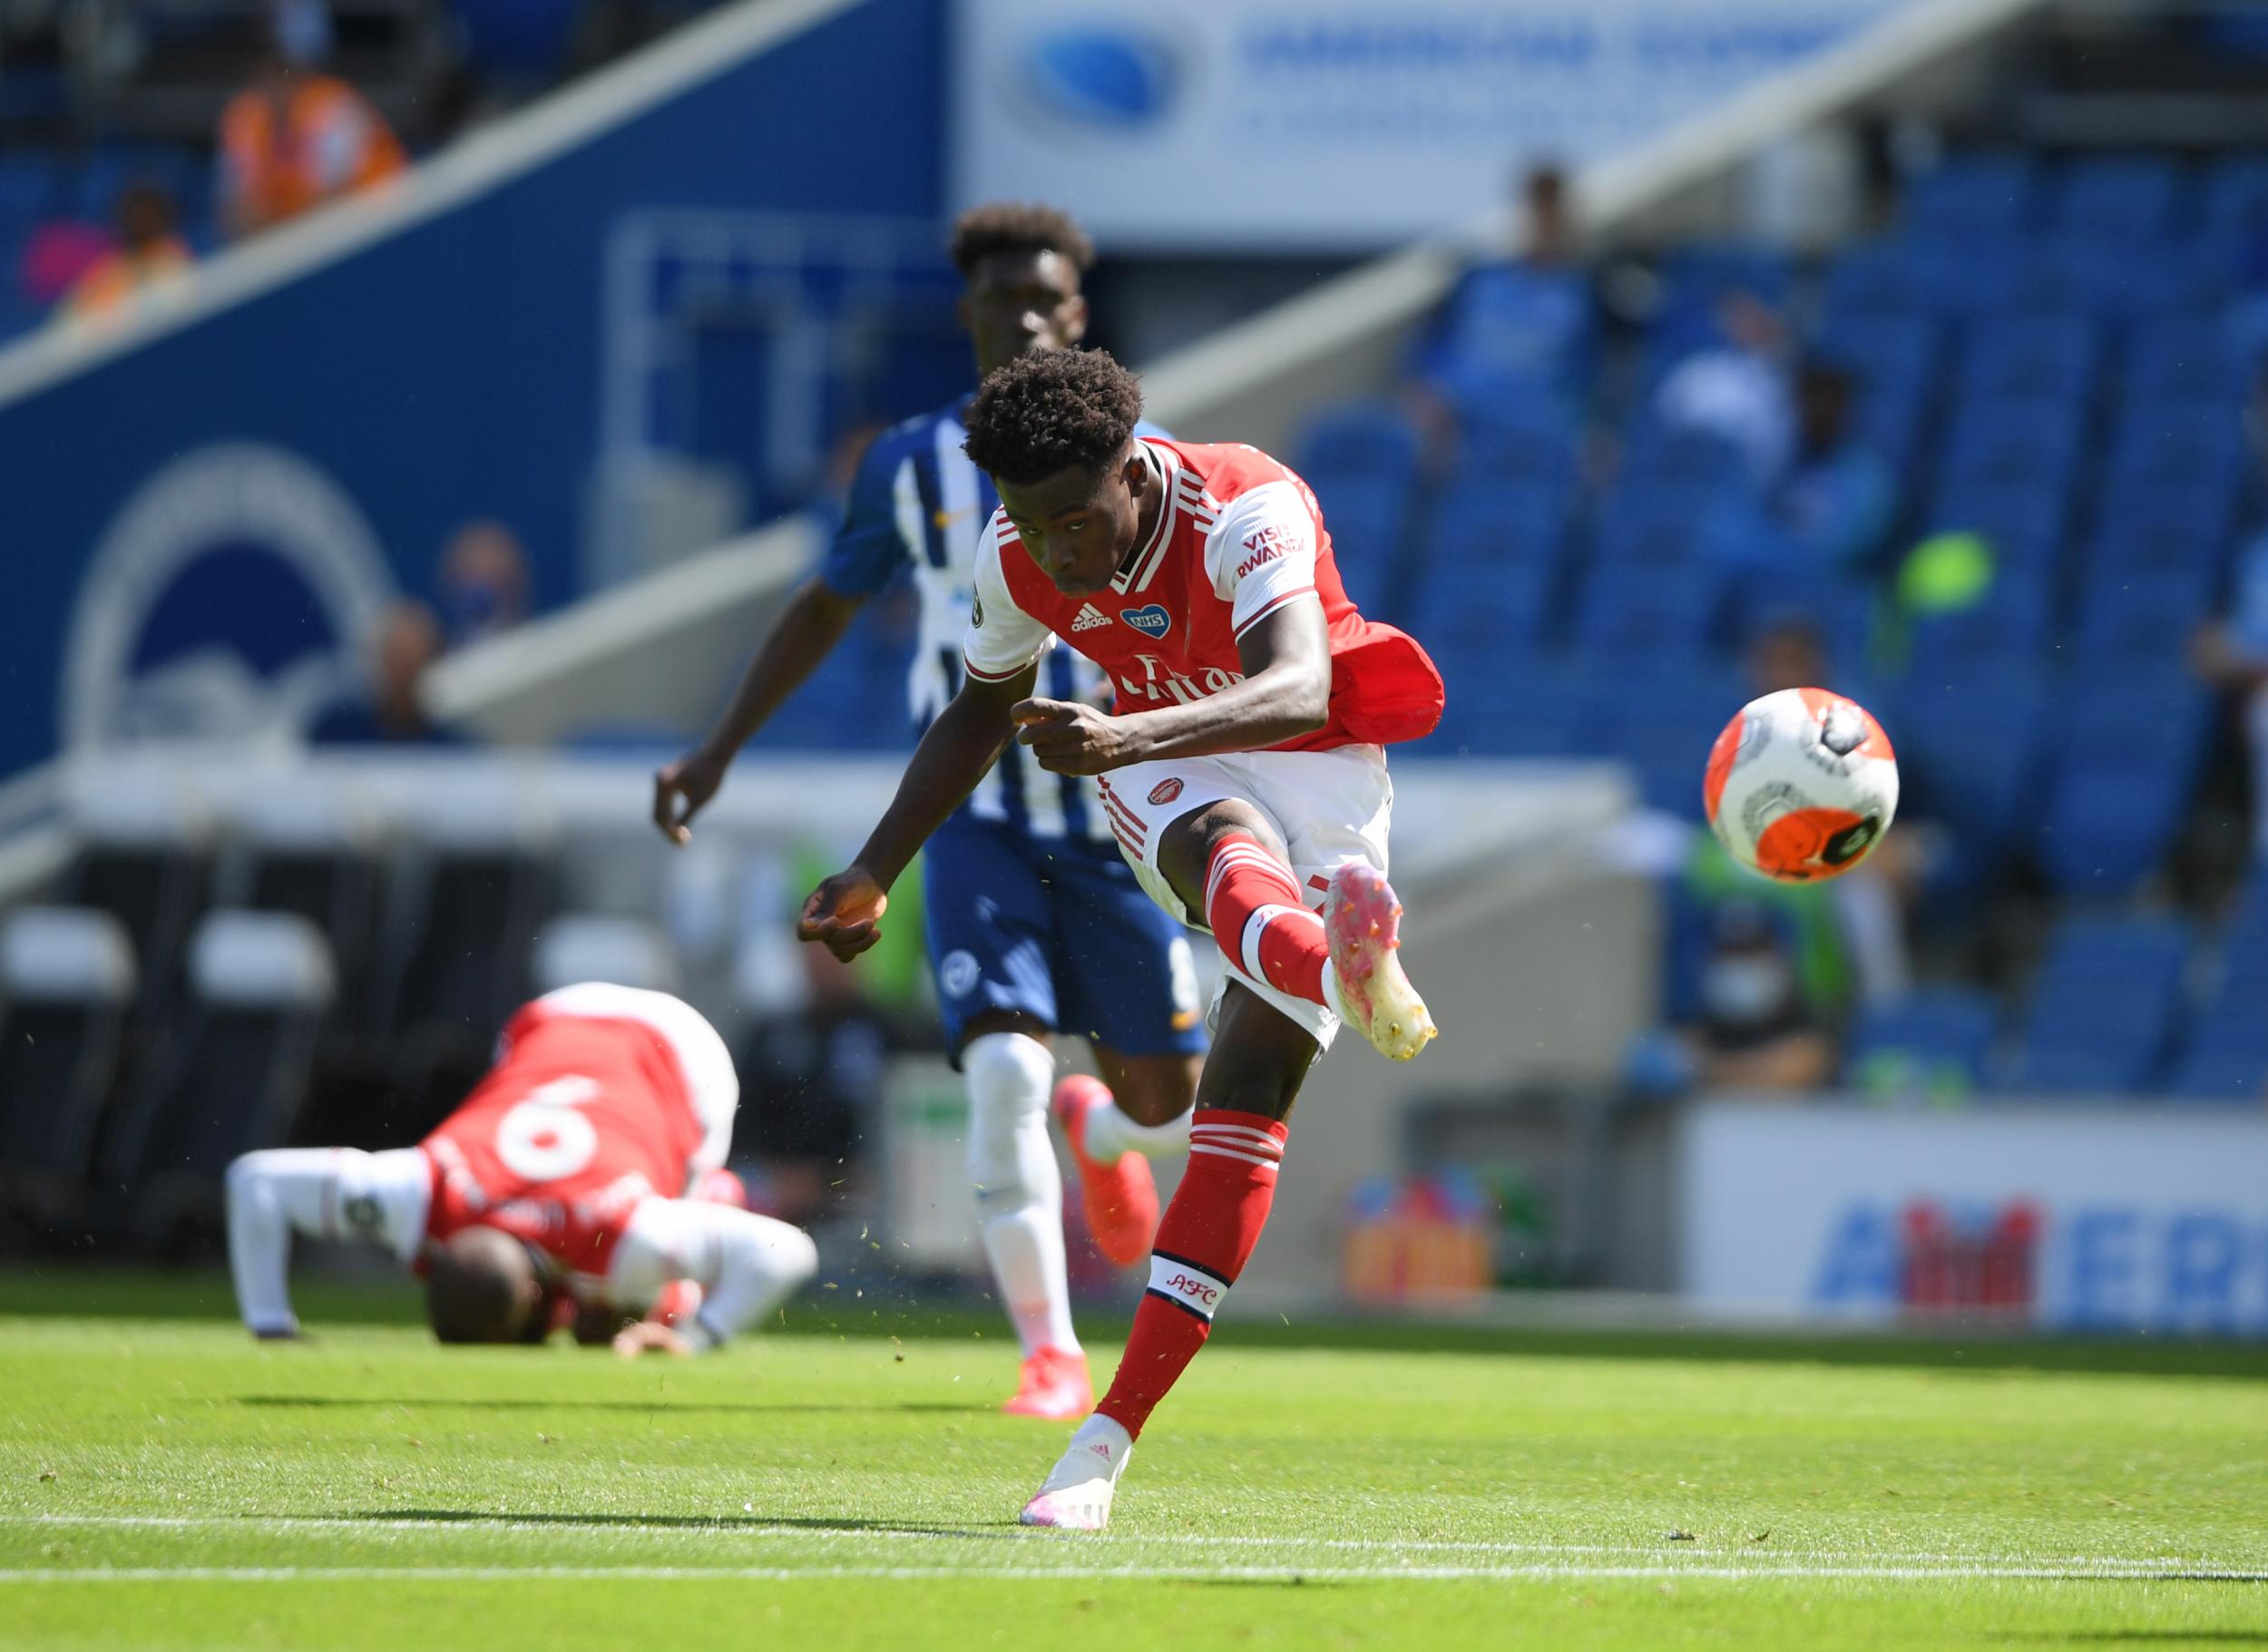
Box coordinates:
[652,203,1205,1422]
[226,982,818,1353]
[797,348,1446,1530]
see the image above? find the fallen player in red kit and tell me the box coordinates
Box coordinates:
[226,983,817,1351]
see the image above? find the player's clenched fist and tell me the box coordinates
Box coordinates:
[1013,698,1138,776]
[798,868,889,961]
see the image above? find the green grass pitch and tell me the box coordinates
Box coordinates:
[2,1274,2265,1649]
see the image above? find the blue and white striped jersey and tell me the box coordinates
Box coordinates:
[821,396,1165,846]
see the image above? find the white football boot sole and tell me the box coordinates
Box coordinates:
[1323,863,1437,1061]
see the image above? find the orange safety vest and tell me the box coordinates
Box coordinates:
[220,74,406,229]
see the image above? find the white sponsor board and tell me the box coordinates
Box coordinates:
[1677,1100,2268,1335]
[952,0,1906,250]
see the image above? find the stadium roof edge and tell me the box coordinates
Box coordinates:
[0,0,866,411]
[1141,0,2055,443]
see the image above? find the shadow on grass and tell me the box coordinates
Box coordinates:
[2009,1631,2268,1643]
[240,1394,987,1416]
[347,1509,1028,1541]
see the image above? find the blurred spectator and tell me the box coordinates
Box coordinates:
[733,934,916,1227]
[2195,375,2268,859]
[1655,287,1794,488]
[1681,901,1839,1091]
[437,520,532,648]
[1768,361,1896,572]
[219,5,406,241]
[1408,161,1597,425]
[307,601,462,745]
[54,183,192,332]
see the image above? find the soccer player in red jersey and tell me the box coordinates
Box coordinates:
[797,349,1444,1529]
[226,983,817,1351]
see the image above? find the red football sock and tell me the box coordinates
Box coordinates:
[1203,835,1326,1005]
[1095,1109,1288,1440]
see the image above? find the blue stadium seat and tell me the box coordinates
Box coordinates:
[2003,914,2190,1094]
[1294,399,1423,491]
[2165,976,2268,1104]
[1892,664,2052,856]
[1433,655,1588,758]
[2070,564,2216,663]
[453,0,582,80]
[1452,393,1580,487]
[1920,479,2068,576]
[1421,477,1569,572]
[1593,661,1750,817]
[1733,564,1877,670]
[1821,239,1936,320]
[1845,986,2002,1094]
[1905,574,2055,667]
[1938,396,2087,493]
[2048,155,2185,241]
[1589,482,1732,567]
[1908,154,2037,240]
[1618,417,1750,491]
[2089,484,2238,573]
[1309,474,1414,600]
[2200,154,2268,245]
[1407,557,1558,658]
[1816,312,1943,397]
[2106,403,2244,496]
[2125,315,2246,405]
[2035,672,2213,893]
[2006,235,2198,319]
[1958,313,2100,403]
[1573,562,1730,658]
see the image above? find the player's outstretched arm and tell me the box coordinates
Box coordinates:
[226,1148,429,1339]
[798,667,1031,960]
[653,575,868,845]
[1014,598,1331,776]
[604,1199,821,1356]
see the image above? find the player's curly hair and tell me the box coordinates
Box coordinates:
[949,202,1096,276]
[962,348,1143,485]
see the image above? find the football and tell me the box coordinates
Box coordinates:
[1703,687,1899,883]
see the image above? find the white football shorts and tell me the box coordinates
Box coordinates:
[1096,743,1393,1049]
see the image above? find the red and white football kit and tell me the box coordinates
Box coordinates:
[964,437,1443,1044]
[227,984,816,1347]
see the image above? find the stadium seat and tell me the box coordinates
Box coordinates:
[2048,155,2185,242]
[1844,986,2001,1097]
[1433,655,1589,758]
[2069,565,2216,662]
[452,0,582,82]
[1904,573,2056,667]
[218,781,386,1035]
[1573,563,1730,658]
[1592,661,1750,818]
[99,912,336,1251]
[62,767,215,1022]
[2125,315,2246,405]
[1938,396,2087,493]
[2106,404,2244,496]
[1307,474,1415,605]
[1907,154,2037,240]
[2088,485,2238,573]
[530,916,680,996]
[1452,395,1581,488]
[1923,477,2068,572]
[2034,673,2213,893]
[2002,914,2190,1094]
[1407,557,1558,659]
[0,908,137,1227]
[1892,664,2052,857]
[2200,153,2268,247]
[1957,313,2100,403]
[1293,399,1423,492]
[1421,476,1570,572]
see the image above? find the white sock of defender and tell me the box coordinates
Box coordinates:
[1080,1100,1192,1164]
[964,1031,1080,1356]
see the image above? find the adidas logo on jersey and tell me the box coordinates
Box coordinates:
[1070,603,1111,632]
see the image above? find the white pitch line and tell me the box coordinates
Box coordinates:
[0,1563,2264,1585]
[0,1514,2248,1576]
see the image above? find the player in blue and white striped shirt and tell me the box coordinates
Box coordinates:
[654,205,1204,1422]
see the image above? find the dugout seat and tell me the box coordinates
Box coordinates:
[530,916,681,997]
[99,912,335,1251]
[0,908,137,1231]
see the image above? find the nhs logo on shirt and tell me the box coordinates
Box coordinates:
[1119,604,1172,639]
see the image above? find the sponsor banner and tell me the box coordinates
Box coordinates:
[1677,1101,2268,1335]
[953,0,1906,249]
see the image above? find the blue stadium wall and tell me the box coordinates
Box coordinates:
[0,0,943,781]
